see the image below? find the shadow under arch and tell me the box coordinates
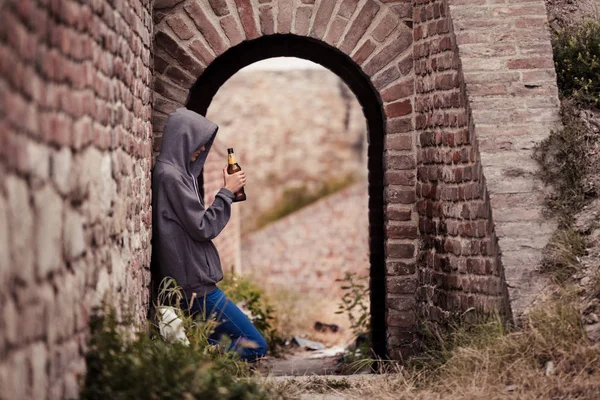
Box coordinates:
[186,34,387,358]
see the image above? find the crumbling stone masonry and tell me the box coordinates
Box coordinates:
[0,0,560,397]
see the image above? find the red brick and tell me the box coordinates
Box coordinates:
[154,77,188,103]
[338,0,359,19]
[166,14,194,40]
[382,79,414,102]
[387,117,413,134]
[324,16,348,46]
[387,205,412,221]
[310,0,337,39]
[387,276,418,294]
[294,6,313,36]
[386,187,416,204]
[184,2,227,54]
[234,0,260,39]
[507,57,554,69]
[189,39,216,66]
[352,40,376,65]
[220,15,244,46]
[340,0,380,54]
[386,261,416,276]
[387,242,416,259]
[364,31,412,75]
[387,310,416,328]
[387,154,416,170]
[259,5,275,35]
[385,99,412,118]
[277,0,293,33]
[372,13,400,42]
[385,133,412,150]
[387,225,419,240]
[209,0,230,16]
[154,32,204,76]
[385,170,416,186]
[374,66,401,90]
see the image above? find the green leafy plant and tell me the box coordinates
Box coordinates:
[81,286,268,400]
[553,19,600,108]
[335,272,370,339]
[219,274,282,355]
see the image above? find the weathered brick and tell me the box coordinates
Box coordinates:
[184,2,227,54]
[189,39,216,65]
[277,0,294,33]
[387,204,412,221]
[507,57,554,69]
[385,170,415,186]
[220,15,244,46]
[209,0,230,16]
[386,186,416,204]
[364,31,412,75]
[387,241,416,259]
[387,224,419,239]
[155,31,204,77]
[385,99,412,118]
[387,309,416,328]
[235,0,260,39]
[339,0,359,19]
[166,14,194,40]
[382,79,414,102]
[340,0,380,54]
[372,13,399,42]
[259,4,275,35]
[387,117,413,134]
[387,276,418,294]
[352,40,376,65]
[294,6,313,36]
[324,16,348,46]
[310,0,337,39]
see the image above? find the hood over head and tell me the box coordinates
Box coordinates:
[157,107,218,178]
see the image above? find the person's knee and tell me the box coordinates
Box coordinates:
[246,335,267,362]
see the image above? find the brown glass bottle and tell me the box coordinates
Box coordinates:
[227,148,246,202]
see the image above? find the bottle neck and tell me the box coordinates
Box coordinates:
[228,153,237,165]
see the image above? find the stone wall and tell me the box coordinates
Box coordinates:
[206,68,368,233]
[449,0,560,313]
[413,0,512,340]
[0,0,153,398]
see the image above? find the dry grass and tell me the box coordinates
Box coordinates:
[262,289,600,399]
[541,226,587,282]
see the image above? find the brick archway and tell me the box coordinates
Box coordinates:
[152,0,517,359]
[153,0,416,358]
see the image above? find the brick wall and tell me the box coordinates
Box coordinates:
[0,0,153,398]
[412,0,512,340]
[448,0,560,312]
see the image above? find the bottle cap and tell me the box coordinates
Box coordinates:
[227,148,234,154]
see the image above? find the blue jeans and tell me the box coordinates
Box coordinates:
[184,288,267,362]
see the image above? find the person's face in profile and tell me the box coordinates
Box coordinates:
[190,145,206,161]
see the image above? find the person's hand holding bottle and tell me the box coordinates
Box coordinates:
[223,167,246,194]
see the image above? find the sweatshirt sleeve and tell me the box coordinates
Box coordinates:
[165,176,235,242]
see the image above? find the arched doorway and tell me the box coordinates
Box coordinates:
[187,34,389,357]
[152,0,419,360]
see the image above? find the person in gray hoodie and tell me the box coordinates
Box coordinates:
[152,107,267,362]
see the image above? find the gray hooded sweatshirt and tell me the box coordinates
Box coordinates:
[152,107,235,299]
